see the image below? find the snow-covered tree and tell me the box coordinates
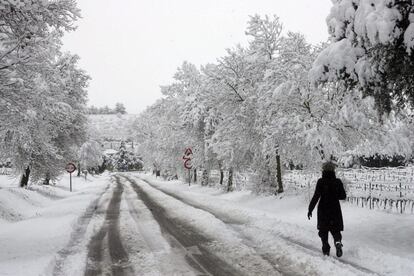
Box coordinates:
[108,141,143,171]
[245,14,283,61]
[0,0,89,186]
[114,103,127,114]
[310,0,414,114]
[133,12,414,194]
[306,0,414,162]
[79,140,103,173]
[161,61,218,185]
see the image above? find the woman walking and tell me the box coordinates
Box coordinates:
[308,162,346,257]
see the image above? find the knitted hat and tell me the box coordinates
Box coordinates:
[322,161,336,172]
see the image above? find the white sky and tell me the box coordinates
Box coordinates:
[63,0,332,114]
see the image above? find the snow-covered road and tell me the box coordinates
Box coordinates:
[1,173,412,275]
[48,173,371,275]
[76,175,281,275]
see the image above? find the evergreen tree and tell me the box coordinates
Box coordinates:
[115,103,127,114]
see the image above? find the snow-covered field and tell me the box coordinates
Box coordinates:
[133,172,414,276]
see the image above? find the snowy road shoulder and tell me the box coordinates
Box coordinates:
[0,174,111,276]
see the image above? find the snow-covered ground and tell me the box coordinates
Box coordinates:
[132,173,414,276]
[1,171,413,275]
[0,174,109,276]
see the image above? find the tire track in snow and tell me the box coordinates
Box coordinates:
[84,176,133,276]
[125,176,289,276]
[50,183,111,276]
[134,175,379,276]
[123,175,251,276]
[124,180,213,276]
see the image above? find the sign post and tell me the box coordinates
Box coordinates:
[65,162,77,192]
[182,148,193,186]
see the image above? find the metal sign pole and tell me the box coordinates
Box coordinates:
[183,147,193,186]
[66,162,76,192]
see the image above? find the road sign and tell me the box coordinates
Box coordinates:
[66,162,77,192]
[184,159,192,170]
[65,162,77,173]
[184,148,193,156]
[183,148,193,186]
[182,148,193,170]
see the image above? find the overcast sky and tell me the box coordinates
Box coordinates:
[62,0,332,114]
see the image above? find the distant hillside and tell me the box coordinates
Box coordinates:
[88,114,137,142]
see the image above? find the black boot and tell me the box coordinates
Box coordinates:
[322,243,330,256]
[335,242,343,257]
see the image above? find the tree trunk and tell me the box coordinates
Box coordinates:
[77,162,81,177]
[20,166,30,188]
[98,159,106,174]
[220,169,224,185]
[263,154,276,188]
[276,154,283,193]
[227,168,234,192]
[43,172,50,185]
[201,169,209,186]
[218,160,224,185]
[194,168,197,183]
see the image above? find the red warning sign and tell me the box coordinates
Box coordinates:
[183,148,193,169]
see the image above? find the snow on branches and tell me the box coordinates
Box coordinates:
[311,0,414,113]
[135,12,414,192]
[0,0,88,186]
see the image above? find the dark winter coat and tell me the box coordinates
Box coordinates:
[308,171,346,231]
